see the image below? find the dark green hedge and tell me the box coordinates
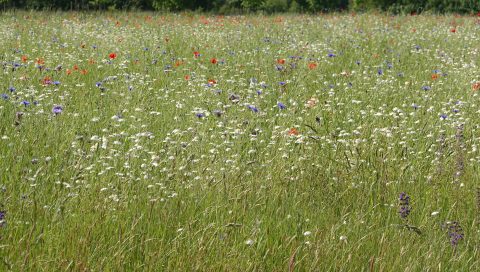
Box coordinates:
[1,0,479,13]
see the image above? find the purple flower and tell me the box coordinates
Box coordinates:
[1,94,8,100]
[279,81,286,86]
[398,192,411,220]
[52,105,63,115]
[444,221,464,247]
[0,210,5,227]
[21,101,30,107]
[440,114,447,120]
[213,110,223,117]
[377,69,383,75]
[328,53,336,57]
[422,86,431,91]
[95,82,102,87]
[247,105,258,113]
[8,86,15,92]
[256,90,262,95]
[195,112,205,118]
[277,102,286,110]
[53,81,61,85]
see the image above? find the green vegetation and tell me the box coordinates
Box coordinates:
[0,12,480,271]
[1,0,479,13]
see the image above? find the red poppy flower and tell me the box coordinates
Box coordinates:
[473,82,480,91]
[184,75,190,80]
[42,76,52,85]
[73,64,79,71]
[21,55,28,63]
[277,59,285,65]
[288,128,299,136]
[210,58,217,64]
[109,52,117,59]
[80,69,88,75]
[66,69,72,75]
[36,58,44,65]
[208,79,217,85]
[431,74,439,80]
[193,51,200,58]
[450,28,456,33]
[308,63,317,70]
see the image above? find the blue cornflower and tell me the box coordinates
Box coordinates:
[355,60,361,65]
[1,94,8,100]
[452,109,459,113]
[397,72,404,77]
[277,102,286,110]
[21,101,30,107]
[377,69,383,75]
[256,90,262,95]
[8,86,15,92]
[52,105,63,115]
[328,53,336,57]
[195,112,205,118]
[440,114,448,120]
[95,82,102,87]
[53,81,61,85]
[279,81,286,86]
[422,86,431,91]
[247,105,258,113]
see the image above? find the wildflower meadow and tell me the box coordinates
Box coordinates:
[1,11,480,271]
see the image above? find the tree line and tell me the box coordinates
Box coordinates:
[1,0,479,14]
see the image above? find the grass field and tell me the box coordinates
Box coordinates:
[0,11,480,271]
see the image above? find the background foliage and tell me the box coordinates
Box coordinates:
[1,0,479,13]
